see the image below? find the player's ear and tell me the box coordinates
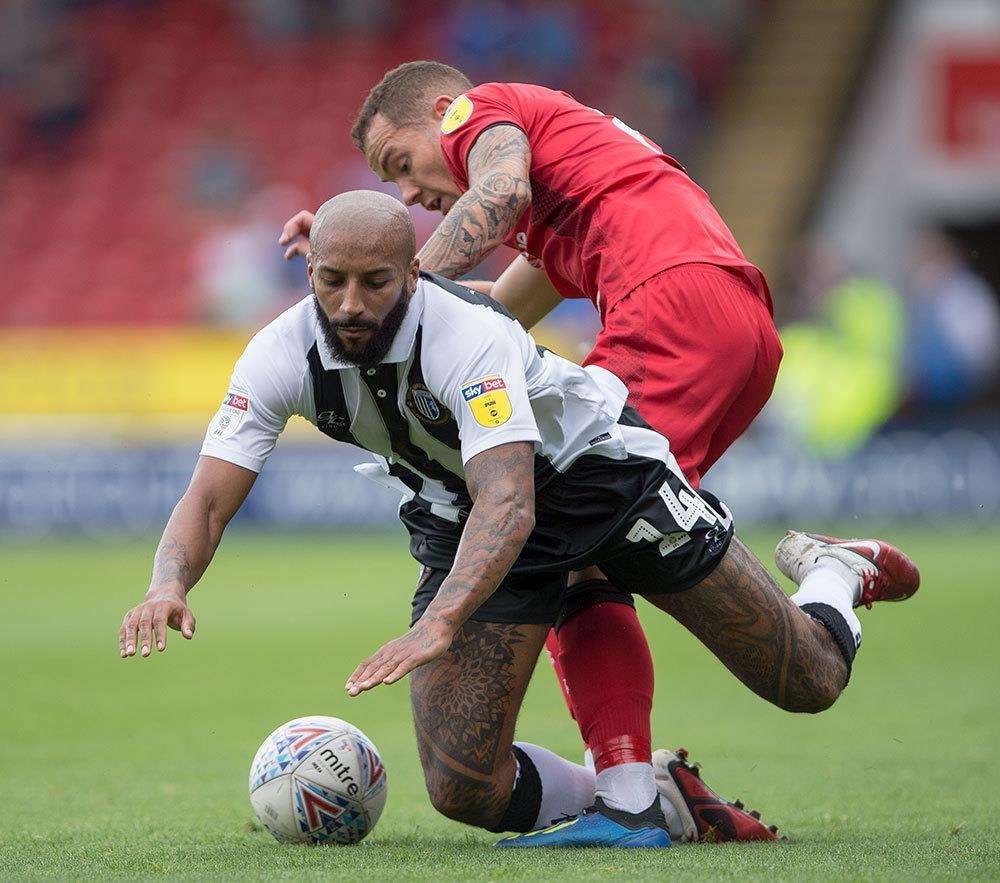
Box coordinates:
[432,94,454,120]
[306,253,315,291]
[408,257,420,290]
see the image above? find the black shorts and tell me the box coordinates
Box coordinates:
[410,566,639,628]
[404,445,734,626]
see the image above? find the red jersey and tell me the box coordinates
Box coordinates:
[439,83,771,318]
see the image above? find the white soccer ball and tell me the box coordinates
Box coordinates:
[249,715,388,845]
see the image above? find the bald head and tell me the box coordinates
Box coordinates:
[307,190,420,369]
[309,190,416,269]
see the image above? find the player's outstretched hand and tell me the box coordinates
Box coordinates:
[278,210,315,261]
[119,588,196,659]
[346,618,454,696]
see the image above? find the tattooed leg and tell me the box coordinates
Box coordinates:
[410,620,548,829]
[645,537,848,713]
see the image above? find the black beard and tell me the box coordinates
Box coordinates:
[313,286,410,368]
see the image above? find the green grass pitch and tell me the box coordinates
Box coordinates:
[2,525,999,879]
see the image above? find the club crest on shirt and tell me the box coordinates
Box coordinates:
[461,374,512,427]
[440,94,474,134]
[405,382,451,427]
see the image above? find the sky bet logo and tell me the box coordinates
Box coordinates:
[461,375,512,427]
[223,392,249,411]
[461,375,507,401]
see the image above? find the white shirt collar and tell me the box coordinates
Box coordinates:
[316,279,425,371]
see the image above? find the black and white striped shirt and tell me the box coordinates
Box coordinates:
[201,272,664,521]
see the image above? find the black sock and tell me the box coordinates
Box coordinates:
[800,601,859,677]
[487,745,542,833]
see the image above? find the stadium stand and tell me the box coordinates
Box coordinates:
[699,0,888,287]
[0,0,759,326]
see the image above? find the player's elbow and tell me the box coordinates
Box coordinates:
[475,177,531,227]
[512,182,531,218]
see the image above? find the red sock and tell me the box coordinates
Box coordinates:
[545,630,577,719]
[554,601,653,772]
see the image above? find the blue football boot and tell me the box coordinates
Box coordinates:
[494,797,671,848]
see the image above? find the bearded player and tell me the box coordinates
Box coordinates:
[278,62,906,844]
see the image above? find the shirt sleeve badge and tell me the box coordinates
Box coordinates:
[461,374,512,427]
[209,391,249,440]
[440,94,474,134]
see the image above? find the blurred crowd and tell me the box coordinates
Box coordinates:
[771,231,1000,454]
[0,0,760,328]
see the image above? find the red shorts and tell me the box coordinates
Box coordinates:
[584,263,783,487]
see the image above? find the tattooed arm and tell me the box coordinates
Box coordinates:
[346,442,536,694]
[416,125,531,280]
[423,441,536,628]
[118,456,256,658]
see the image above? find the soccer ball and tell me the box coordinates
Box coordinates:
[249,715,388,845]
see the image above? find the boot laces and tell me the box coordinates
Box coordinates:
[858,565,884,609]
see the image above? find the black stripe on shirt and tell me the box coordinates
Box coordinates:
[307,343,361,446]
[358,361,468,496]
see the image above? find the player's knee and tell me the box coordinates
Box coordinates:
[777,670,845,714]
[423,773,508,830]
[806,676,844,713]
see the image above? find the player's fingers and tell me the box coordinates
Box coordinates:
[283,242,309,261]
[347,649,395,694]
[362,649,407,688]
[137,608,153,657]
[352,664,390,694]
[181,607,196,639]
[119,612,131,657]
[278,211,312,244]
[152,606,168,652]
[346,657,376,693]
[381,657,417,685]
[122,609,140,657]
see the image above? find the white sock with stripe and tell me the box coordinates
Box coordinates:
[791,556,862,655]
[513,742,596,830]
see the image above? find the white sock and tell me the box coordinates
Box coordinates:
[595,762,658,814]
[514,742,596,830]
[791,556,862,648]
[590,747,681,833]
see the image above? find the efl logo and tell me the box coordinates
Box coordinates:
[224,392,249,411]
[461,375,507,401]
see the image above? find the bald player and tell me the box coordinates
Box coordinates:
[121,191,919,848]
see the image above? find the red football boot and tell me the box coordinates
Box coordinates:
[653,748,780,843]
[774,531,920,609]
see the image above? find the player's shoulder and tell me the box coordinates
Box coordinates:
[417,273,524,375]
[444,82,565,126]
[419,271,519,331]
